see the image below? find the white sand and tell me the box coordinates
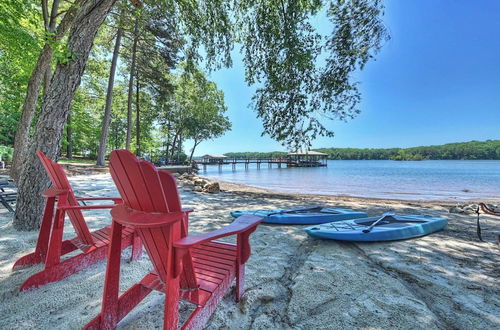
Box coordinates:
[0,173,498,329]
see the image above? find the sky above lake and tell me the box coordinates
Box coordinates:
[192,0,500,155]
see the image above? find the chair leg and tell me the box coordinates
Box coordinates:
[14,239,79,272]
[183,282,230,330]
[36,197,56,257]
[100,221,124,329]
[13,197,56,269]
[130,231,142,261]
[164,276,180,330]
[19,246,108,291]
[235,263,245,302]
[0,195,14,212]
[44,209,65,267]
[84,282,152,330]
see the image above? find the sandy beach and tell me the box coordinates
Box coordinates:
[0,172,498,329]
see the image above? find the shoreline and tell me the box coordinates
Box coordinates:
[211,177,500,206]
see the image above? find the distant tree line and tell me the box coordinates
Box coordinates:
[225,140,500,160]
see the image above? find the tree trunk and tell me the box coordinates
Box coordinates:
[135,76,141,156]
[10,0,77,182]
[66,111,73,159]
[97,27,122,166]
[189,139,199,162]
[170,130,180,160]
[43,63,52,97]
[13,0,118,231]
[126,18,139,150]
[177,133,182,162]
[165,125,170,162]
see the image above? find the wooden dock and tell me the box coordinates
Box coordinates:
[194,158,327,170]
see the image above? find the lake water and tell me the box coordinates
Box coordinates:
[201,160,500,201]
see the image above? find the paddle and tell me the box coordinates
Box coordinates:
[362,212,396,233]
[266,206,323,216]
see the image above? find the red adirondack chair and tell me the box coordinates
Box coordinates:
[13,151,142,291]
[85,150,262,329]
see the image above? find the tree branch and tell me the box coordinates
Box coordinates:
[48,0,61,33]
[41,0,49,31]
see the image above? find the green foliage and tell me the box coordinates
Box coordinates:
[142,0,387,149]
[2,0,388,161]
[315,140,500,160]
[0,145,14,162]
[0,0,43,144]
[236,0,388,149]
[226,141,500,160]
[52,42,76,64]
[174,66,231,155]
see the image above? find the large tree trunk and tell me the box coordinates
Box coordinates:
[135,76,141,156]
[126,18,139,150]
[97,27,122,166]
[14,0,118,231]
[66,111,73,159]
[10,0,74,182]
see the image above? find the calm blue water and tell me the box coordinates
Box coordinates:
[202,160,500,201]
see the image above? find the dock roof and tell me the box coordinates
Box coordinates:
[288,151,328,156]
[202,154,227,158]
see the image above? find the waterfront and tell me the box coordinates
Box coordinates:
[202,160,500,201]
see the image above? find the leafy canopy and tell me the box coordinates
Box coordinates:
[174,67,231,144]
[146,0,387,149]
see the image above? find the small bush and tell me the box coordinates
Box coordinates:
[0,146,14,162]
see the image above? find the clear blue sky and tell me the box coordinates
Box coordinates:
[191,0,500,155]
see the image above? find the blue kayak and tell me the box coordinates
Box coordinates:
[230,207,367,225]
[305,214,447,241]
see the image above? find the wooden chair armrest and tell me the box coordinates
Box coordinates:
[109,204,187,228]
[59,205,119,212]
[42,187,69,198]
[76,197,122,204]
[173,215,262,249]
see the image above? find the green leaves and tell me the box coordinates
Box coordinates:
[1,0,387,156]
[134,1,387,150]
[172,64,231,144]
[0,0,43,145]
[235,0,388,149]
[52,42,76,64]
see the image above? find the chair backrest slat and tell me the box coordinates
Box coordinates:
[36,151,94,246]
[158,171,197,289]
[109,150,155,212]
[158,171,181,212]
[109,150,197,287]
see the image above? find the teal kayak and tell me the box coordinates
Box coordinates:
[230,207,367,224]
[305,214,447,241]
